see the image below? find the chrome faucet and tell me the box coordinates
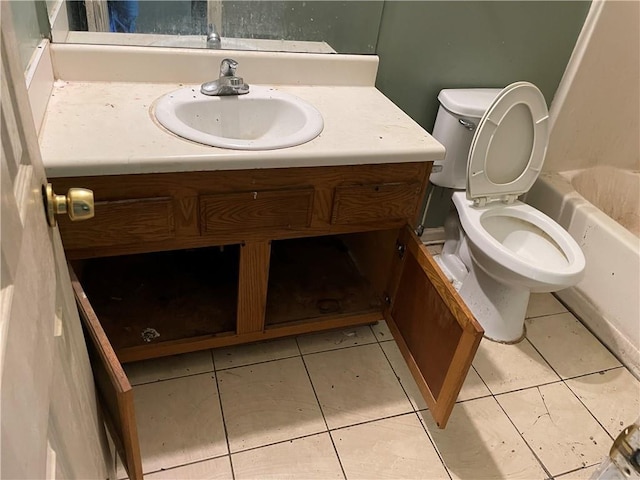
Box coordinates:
[201,58,250,96]
[206,22,221,49]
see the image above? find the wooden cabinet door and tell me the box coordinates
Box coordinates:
[384,226,483,428]
[69,267,143,480]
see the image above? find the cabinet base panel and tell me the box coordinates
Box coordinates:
[117,311,383,363]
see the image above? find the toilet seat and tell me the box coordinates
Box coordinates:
[453,191,585,289]
[467,82,549,205]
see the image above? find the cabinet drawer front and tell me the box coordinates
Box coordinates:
[59,197,175,249]
[331,182,421,225]
[200,188,314,233]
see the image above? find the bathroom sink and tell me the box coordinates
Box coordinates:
[153,85,324,150]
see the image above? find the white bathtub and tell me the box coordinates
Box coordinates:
[526,166,640,378]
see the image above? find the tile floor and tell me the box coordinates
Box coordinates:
[115,293,640,480]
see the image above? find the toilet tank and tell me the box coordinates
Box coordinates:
[430,88,502,189]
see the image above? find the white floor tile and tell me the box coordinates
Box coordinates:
[526,312,621,378]
[371,320,393,342]
[457,366,492,402]
[231,433,344,480]
[145,456,233,479]
[555,464,601,479]
[213,337,299,370]
[124,350,214,386]
[297,325,376,354]
[496,382,610,477]
[380,341,428,410]
[217,356,325,452]
[332,413,449,480]
[426,244,443,255]
[526,293,567,319]
[473,339,560,394]
[304,343,413,429]
[132,373,227,474]
[566,367,640,437]
[420,396,546,480]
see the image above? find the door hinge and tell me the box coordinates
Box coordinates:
[395,241,405,259]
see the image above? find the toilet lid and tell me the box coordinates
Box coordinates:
[467,82,549,203]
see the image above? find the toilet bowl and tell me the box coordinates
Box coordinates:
[430,82,585,343]
[453,192,584,291]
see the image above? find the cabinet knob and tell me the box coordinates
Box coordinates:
[44,183,95,227]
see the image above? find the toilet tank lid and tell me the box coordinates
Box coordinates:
[438,88,502,118]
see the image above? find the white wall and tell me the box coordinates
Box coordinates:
[10,0,45,70]
[545,0,640,172]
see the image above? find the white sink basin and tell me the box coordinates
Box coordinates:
[153,85,324,150]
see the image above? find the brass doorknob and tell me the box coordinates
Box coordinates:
[44,183,95,227]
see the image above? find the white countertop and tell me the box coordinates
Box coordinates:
[39,81,444,177]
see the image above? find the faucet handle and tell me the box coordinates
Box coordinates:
[220,58,238,77]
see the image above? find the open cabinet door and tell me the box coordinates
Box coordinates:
[69,267,143,480]
[384,226,483,428]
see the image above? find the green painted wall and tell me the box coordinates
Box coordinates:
[375,1,590,228]
[222,1,384,53]
[375,1,591,132]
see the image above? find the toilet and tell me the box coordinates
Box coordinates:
[429,82,585,343]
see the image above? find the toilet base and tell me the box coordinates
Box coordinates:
[434,237,530,344]
[458,261,530,343]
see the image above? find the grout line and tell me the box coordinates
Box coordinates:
[300,339,380,358]
[294,336,347,480]
[524,333,570,383]
[528,306,629,381]
[469,363,492,395]
[493,392,555,479]
[227,429,338,458]
[531,297,628,374]
[213,352,301,372]
[211,349,236,480]
[228,408,437,458]
[554,462,601,479]
[562,377,618,442]
[521,337,564,380]
[413,411,453,480]
[140,453,233,478]
[212,328,384,373]
[328,409,423,434]
[525,309,570,321]
[488,378,565,398]
[376,340,420,412]
[369,322,388,343]
[561,364,624,382]
[128,367,216,387]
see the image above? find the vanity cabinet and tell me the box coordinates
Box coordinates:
[52,162,482,480]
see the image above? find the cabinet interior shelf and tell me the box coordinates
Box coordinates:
[78,236,382,357]
[78,246,240,352]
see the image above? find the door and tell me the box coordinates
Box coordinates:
[69,267,143,480]
[384,226,484,428]
[0,4,108,478]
